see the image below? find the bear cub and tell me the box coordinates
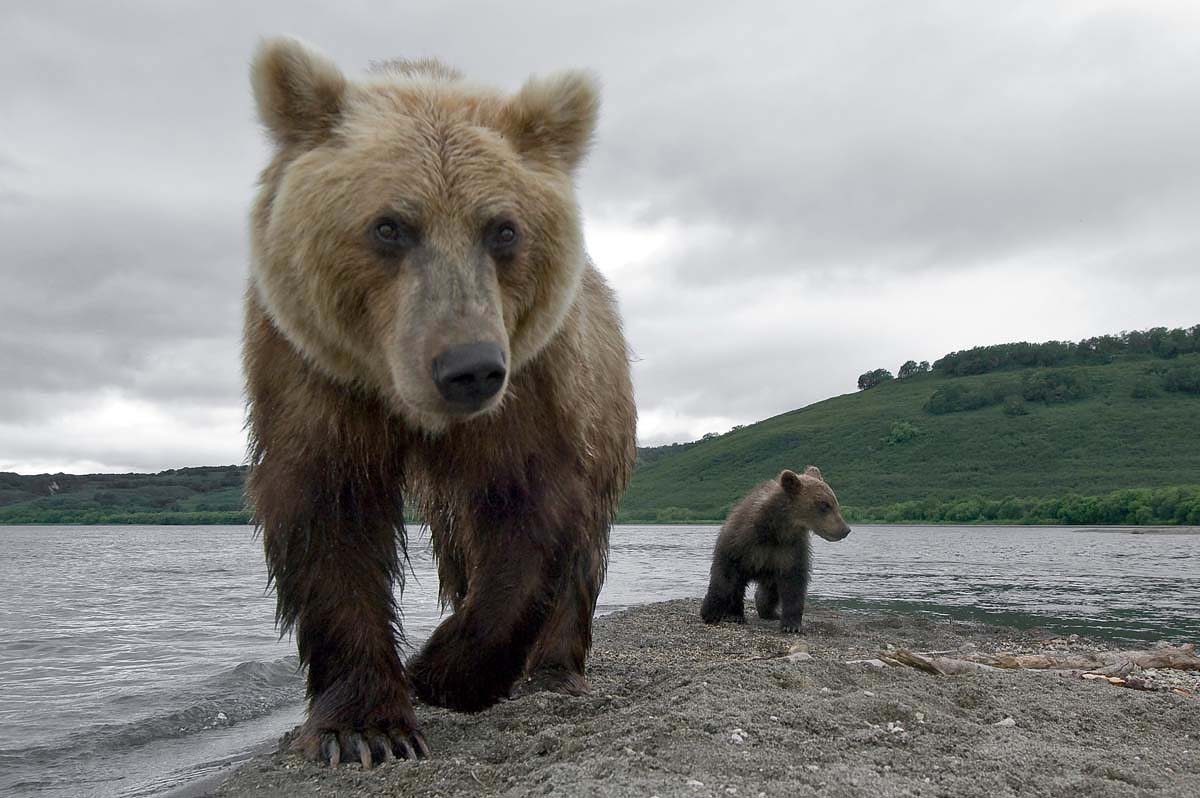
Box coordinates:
[701,466,850,632]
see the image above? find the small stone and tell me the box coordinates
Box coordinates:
[863,690,875,697]
[731,733,745,744]
[915,712,925,724]
[994,717,1016,728]
[725,788,738,795]
[805,764,820,772]
[769,715,779,721]
[687,779,704,788]
[787,651,814,662]
[820,687,831,694]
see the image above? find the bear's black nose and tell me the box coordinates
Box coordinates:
[432,342,507,410]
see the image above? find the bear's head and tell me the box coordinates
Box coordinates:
[249,37,598,431]
[779,466,852,541]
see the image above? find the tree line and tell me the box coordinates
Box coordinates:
[844,485,1200,526]
[857,324,1199,389]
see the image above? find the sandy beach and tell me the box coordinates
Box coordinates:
[209,599,1200,797]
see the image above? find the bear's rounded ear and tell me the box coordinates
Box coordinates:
[502,70,600,173]
[804,465,823,481]
[780,470,802,493]
[251,36,346,147]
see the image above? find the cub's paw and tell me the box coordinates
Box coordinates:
[293,723,429,767]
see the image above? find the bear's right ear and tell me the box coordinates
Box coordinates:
[780,470,802,493]
[251,36,346,147]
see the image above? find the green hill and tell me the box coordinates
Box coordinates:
[3,326,1198,526]
[621,338,1200,525]
[0,466,250,524]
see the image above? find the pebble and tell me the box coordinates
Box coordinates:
[994,717,1017,727]
[863,690,875,697]
[687,779,704,788]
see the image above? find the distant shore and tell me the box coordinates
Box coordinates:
[205,599,1200,798]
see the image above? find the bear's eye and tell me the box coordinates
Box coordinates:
[818,501,832,513]
[486,221,521,257]
[370,217,417,252]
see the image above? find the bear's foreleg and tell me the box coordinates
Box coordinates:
[777,564,810,633]
[754,579,780,620]
[701,558,748,624]
[522,534,608,696]
[254,450,427,766]
[408,510,570,712]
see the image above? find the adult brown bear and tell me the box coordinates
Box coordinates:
[244,37,636,766]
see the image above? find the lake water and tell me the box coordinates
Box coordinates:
[1,523,1196,797]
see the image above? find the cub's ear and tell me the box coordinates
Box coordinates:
[503,70,599,173]
[804,465,823,481]
[780,470,802,493]
[252,36,346,147]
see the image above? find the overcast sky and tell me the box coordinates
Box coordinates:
[2,1,1199,473]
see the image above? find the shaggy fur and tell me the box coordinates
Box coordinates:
[700,467,851,633]
[244,36,635,766]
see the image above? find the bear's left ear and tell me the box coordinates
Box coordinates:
[780,470,802,493]
[804,465,823,481]
[502,70,599,173]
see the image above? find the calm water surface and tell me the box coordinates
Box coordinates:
[0,523,1196,797]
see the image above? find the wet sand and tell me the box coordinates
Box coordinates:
[209,599,1200,797]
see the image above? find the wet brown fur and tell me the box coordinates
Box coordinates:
[700,467,850,633]
[244,37,635,763]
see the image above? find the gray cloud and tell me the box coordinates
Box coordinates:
[1,1,1198,467]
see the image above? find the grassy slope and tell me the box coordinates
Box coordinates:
[0,466,249,523]
[619,354,1200,520]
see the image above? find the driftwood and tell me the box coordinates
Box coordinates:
[962,643,1200,677]
[856,644,1200,698]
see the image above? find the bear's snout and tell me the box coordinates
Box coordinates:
[815,525,852,542]
[431,341,508,412]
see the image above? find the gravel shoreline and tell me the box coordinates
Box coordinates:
[209,599,1199,797]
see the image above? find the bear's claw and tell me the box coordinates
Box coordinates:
[307,727,429,767]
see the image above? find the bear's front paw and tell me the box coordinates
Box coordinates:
[293,674,429,767]
[779,620,803,634]
[409,645,514,712]
[293,723,430,767]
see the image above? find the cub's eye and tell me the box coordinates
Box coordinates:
[370,217,417,251]
[486,220,521,257]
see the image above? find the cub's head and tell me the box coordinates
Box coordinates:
[249,37,598,430]
[779,466,852,541]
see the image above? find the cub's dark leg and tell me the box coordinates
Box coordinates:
[246,316,426,766]
[754,578,780,620]
[777,564,811,634]
[701,556,748,624]
[523,535,608,696]
[408,477,578,712]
